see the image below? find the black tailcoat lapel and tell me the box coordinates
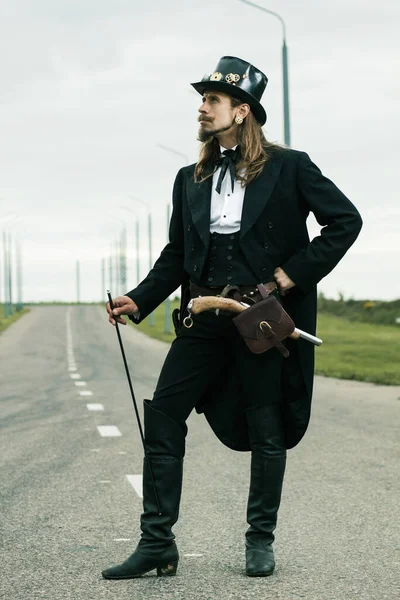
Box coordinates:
[240,154,283,239]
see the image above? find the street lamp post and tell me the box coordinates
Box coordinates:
[238,0,291,146]
[105,216,128,297]
[127,197,155,327]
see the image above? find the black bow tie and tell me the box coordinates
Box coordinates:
[215,148,239,194]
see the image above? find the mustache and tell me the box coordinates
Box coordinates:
[198,116,213,123]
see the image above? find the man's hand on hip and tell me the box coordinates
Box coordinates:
[106,295,139,326]
[274,267,295,296]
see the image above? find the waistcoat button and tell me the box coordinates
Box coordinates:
[227,255,232,260]
[208,277,213,282]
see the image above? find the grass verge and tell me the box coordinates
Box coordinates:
[131,303,400,386]
[315,313,399,385]
[0,305,29,334]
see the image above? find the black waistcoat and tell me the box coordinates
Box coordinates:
[193,231,261,286]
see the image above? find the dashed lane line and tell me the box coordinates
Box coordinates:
[86,403,105,411]
[97,425,122,437]
[79,390,93,396]
[126,474,143,498]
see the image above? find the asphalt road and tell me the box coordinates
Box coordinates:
[0,306,399,600]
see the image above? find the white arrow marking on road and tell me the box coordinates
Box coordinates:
[79,390,93,396]
[70,373,81,379]
[126,475,143,498]
[97,426,122,437]
[86,403,104,411]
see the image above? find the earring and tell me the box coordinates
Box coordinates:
[235,115,243,124]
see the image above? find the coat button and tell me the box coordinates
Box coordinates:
[261,267,267,271]
[227,255,232,260]
[194,265,198,272]
[191,246,195,251]
[209,266,215,272]
[211,245,216,250]
[263,243,270,249]
[208,277,213,282]
[228,245,233,250]
[227,265,232,271]
[230,234,235,239]
[227,276,232,281]
[268,221,273,229]
[187,225,192,231]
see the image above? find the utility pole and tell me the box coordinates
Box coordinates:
[76,260,80,304]
[7,232,13,316]
[119,227,127,294]
[2,231,8,318]
[16,240,22,311]
[101,257,105,302]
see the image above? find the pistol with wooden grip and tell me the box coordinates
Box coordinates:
[186,296,323,346]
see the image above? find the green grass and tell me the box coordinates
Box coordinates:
[134,300,180,343]
[132,303,400,386]
[315,313,400,385]
[0,304,29,334]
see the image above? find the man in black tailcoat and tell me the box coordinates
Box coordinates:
[103,56,362,580]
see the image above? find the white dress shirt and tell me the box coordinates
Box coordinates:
[210,145,245,234]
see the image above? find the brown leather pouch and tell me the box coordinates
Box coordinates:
[233,284,295,357]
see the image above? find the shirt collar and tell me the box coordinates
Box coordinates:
[220,144,238,153]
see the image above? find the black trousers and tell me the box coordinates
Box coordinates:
[151,311,286,457]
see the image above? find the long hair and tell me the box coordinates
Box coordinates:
[194,97,282,186]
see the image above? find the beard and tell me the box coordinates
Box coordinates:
[197,118,236,142]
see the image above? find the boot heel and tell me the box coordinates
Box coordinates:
[157,561,178,577]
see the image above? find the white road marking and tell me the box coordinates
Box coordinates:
[114,538,132,542]
[75,381,87,386]
[184,553,204,557]
[68,367,77,371]
[126,474,143,498]
[97,425,122,437]
[99,480,111,484]
[70,373,81,380]
[79,390,93,396]
[118,451,127,455]
[86,403,104,411]
[90,448,101,452]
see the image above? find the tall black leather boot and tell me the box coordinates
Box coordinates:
[102,400,187,580]
[245,451,286,577]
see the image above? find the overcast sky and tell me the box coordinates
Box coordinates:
[0,0,399,303]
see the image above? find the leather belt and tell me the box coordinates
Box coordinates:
[189,281,278,304]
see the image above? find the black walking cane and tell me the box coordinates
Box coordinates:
[107,290,162,515]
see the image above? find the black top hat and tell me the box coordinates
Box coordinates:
[191,56,268,126]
